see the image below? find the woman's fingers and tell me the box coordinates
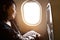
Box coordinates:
[23,30,41,40]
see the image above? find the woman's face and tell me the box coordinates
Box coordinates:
[7,4,16,20]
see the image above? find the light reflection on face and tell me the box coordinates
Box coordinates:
[7,4,16,20]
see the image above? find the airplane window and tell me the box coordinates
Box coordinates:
[21,1,42,26]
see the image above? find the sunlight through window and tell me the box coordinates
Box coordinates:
[21,1,42,26]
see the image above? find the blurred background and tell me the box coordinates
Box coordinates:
[13,0,60,40]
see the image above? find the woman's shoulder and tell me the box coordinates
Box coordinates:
[0,21,10,30]
[0,21,19,35]
[0,21,16,34]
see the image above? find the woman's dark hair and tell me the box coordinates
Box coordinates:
[0,0,16,21]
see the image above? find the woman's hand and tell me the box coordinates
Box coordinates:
[23,30,41,40]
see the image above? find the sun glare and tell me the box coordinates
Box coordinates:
[21,2,42,26]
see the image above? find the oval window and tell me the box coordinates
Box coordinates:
[21,1,42,26]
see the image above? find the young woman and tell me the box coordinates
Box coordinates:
[0,0,40,40]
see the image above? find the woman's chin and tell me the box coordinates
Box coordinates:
[8,18,14,21]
